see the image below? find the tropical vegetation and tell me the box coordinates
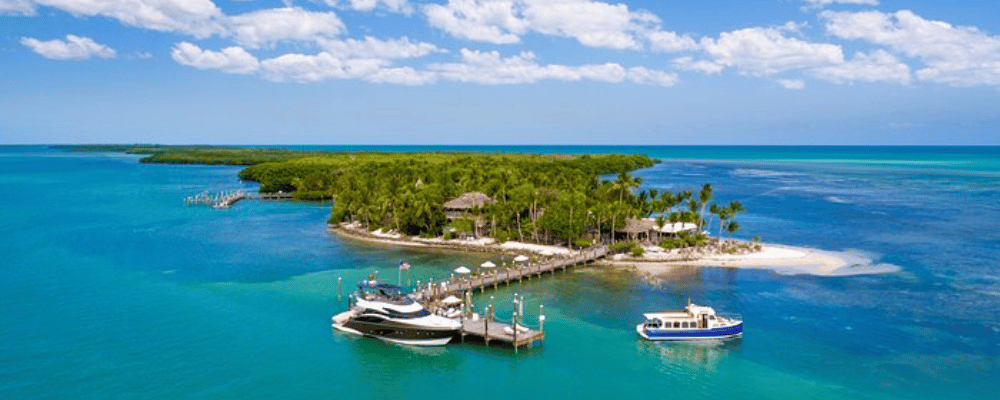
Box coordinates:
[65,145,749,248]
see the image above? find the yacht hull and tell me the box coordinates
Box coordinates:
[636,322,743,341]
[332,313,459,346]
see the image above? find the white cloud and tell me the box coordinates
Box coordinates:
[32,0,225,38]
[260,52,435,85]
[227,7,345,48]
[520,0,654,50]
[672,56,723,74]
[647,30,698,52]
[171,42,259,74]
[822,9,1000,86]
[778,79,805,89]
[424,0,691,51]
[427,48,672,86]
[340,0,411,14]
[626,66,678,87]
[424,0,526,44]
[811,50,911,84]
[701,25,844,76]
[20,34,116,60]
[802,0,878,6]
[0,0,36,15]
[318,36,444,59]
[428,49,617,84]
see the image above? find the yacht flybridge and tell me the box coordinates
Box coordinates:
[332,281,462,346]
[637,300,743,341]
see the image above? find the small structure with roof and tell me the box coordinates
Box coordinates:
[619,218,698,242]
[443,191,496,237]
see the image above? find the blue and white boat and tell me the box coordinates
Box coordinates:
[637,300,743,341]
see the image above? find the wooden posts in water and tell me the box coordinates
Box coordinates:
[337,275,343,302]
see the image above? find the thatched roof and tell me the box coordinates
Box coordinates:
[443,191,495,210]
[621,218,658,234]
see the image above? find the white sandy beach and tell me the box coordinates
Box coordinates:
[606,243,900,276]
[334,223,897,277]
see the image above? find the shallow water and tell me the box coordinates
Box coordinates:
[1,146,997,399]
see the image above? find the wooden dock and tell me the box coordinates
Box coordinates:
[413,246,609,300]
[458,317,544,352]
[184,190,294,209]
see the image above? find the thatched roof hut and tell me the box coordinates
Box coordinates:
[443,191,495,211]
[621,218,658,235]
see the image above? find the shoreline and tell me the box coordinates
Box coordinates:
[605,243,900,277]
[330,223,899,277]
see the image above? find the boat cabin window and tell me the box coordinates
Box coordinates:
[645,319,662,328]
[673,321,680,328]
[682,322,690,328]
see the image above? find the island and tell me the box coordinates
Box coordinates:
[64,145,897,277]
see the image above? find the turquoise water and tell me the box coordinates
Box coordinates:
[1,146,997,399]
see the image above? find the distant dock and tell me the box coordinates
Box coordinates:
[184,190,293,209]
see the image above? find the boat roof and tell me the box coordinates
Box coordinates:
[357,281,404,292]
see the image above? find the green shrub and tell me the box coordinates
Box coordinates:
[630,246,644,257]
[609,241,635,253]
[573,238,594,248]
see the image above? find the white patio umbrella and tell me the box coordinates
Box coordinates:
[441,295,462,306]
[513,255,529,263]
[454,266,471,274]
[480,261,496,268]
[540,250,554,256]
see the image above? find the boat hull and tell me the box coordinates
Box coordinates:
[332,314,459,346]
[636,322,743,341]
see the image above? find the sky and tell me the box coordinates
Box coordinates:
[1,0,999,145]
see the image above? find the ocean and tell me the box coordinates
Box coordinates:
[0,145,997,399]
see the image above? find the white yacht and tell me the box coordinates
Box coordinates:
[637,300,743,341]
[332,281,462,346]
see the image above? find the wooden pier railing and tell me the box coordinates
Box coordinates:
[413,246,609,300]
[184,191,294,209]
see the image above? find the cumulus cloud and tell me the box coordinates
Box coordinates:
[227,7,345,48]
[423,0,692,51]
[31,0,225,38]
[802,0,878,7]
[20,34,116,60]
[778,79,805,89]
[701,25,844,76]
[646,30,698,52]
[822,9,1000,86]
[171,42,259,74]
[427,48,674,86]
[260,53,435,85]
[424,0,526,44]
[672,56,723,74]
[339,0,411,14]
[1,0,36,15]
[318,36,444,59]
[811,50,911,84]
[428,49,617,84]
[626,66,678,87]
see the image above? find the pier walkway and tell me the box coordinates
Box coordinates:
[184,190,294,209]
[413,246,609,301]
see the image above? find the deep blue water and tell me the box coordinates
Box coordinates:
[1,146,997,399]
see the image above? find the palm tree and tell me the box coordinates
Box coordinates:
[698,183,713,232]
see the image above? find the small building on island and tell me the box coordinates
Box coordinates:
[619,218,698,242]
[443,191,496,237]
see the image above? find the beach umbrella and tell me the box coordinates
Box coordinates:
[442,295,462,306]
[480,261,496,268]
[454,266,471,274]
[540,250,554,256]
[513,255,529,262]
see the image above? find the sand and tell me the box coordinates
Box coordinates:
[607,243,900,277]
[332,223,898,277]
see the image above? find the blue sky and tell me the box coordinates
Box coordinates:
[1,0,998,145]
